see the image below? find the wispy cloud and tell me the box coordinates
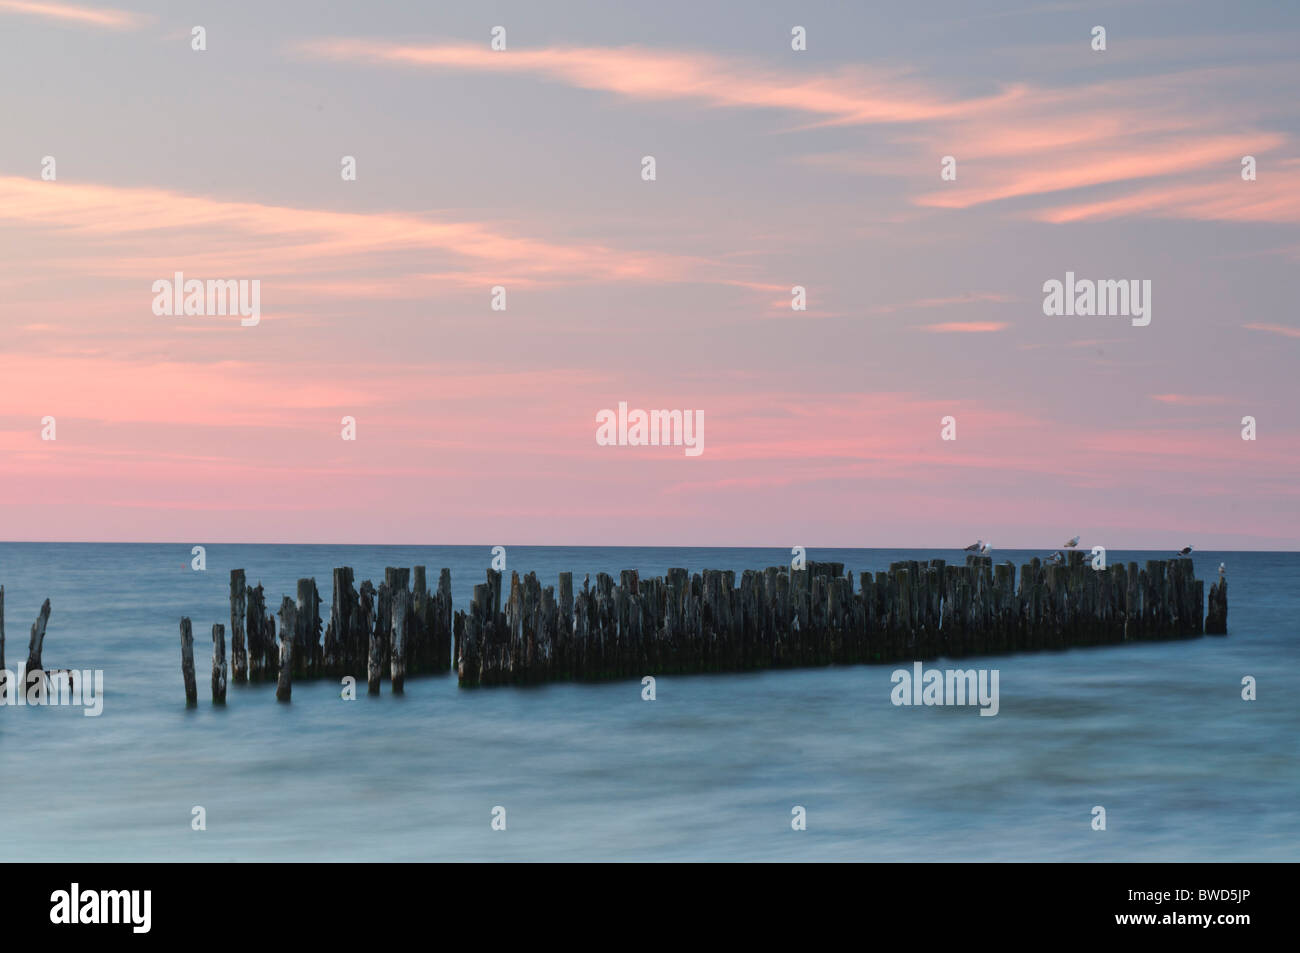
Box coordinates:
[1149,393,1228,406]
[1245,322,1300,339]
[921,322,1009,333]
[0,0,144,30]
[296,37,1300,228]
[0,175,710,289]
[296,39,1023,126]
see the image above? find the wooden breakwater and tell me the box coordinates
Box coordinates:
[179,554,1225,700]
[454,553,1221,686]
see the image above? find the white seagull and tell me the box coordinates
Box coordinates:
[1218,562,1226,576]
[980,541,992,555]
[1063,536,1080,549]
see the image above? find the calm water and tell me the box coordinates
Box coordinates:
[0,544,1295,861]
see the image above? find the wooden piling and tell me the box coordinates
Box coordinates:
[324,567,357,677]
[246,583,276,681]
[0,585,5,692]
[295,579,321,677]
[179,616,197,706]
[367,590,383,695]
[436,568,453,672]
[1206,577,1228,634]
[391,585,408,693]
[212,623,227,703]
[277,597,295,702]
[230,569,247,683]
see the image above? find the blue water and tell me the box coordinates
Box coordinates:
[0,544,1295,861]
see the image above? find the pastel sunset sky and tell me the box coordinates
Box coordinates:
[1,0,1297,548]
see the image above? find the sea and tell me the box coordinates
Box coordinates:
[0,544,1295,861]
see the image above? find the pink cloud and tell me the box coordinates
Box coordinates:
[920,322,1009,333]
[1150,394,1229,406]
[297,39,1024,126]
[0,0,143,29]
[1036,167,1300,224]
[917,135,1280,211]
[0,175,706,288]
[1245,323,1300,339]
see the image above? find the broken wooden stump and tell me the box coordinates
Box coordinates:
[276,597,295,702]
[367,591,384,696]
[1206,576,1229,634]
[390,582,405,696]
[246,582,276,682]
[179,616,198,706]
[211,623,227,703]
[25,598,51,674]
[295,578,322,678]
[230,569,247,683]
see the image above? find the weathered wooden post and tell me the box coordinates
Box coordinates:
[211,623,227,703]
[295,578,321,677]
[26,598,51,673]
[357,579,376,678]
[277,597,295,702]
[245,583,277,681]
[230,570,247,683]
[436,569,453,672]
[367,593,384,695]
[179,616,197,706]
[557,571,574,679]
[0,584,5,693]
[1206,577,1228,634]
[391,586,408,693]
[458,584,489,687]
[324,567,358,677]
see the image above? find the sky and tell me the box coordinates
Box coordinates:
[0,0,1297,549]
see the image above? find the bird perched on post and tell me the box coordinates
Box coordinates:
[1174,546,1193,557]
[1045,551,1065,565]
[980,541,992,555]
[1063,536,1080,549]
[963,539,984,552]
[1218,562,1226,576]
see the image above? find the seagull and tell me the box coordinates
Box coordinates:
[980,541,992,555]
[1218,562,1226,576]
[1063,536,1080,549]
[1045,551,1065,565]
[963,539,984,552]
[1175,546,1193,557]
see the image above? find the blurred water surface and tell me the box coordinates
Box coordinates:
[0,544,1294,861]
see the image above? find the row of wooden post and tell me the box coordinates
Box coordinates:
[179,554,1225,701]
[180,566,453,705]
[453,553,1220,686]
